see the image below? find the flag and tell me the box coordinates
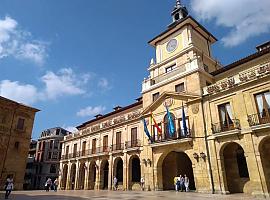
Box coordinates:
[150,112,162,136]
[165,106,175,137]
[182,103,188,137]
[142,118,152,142]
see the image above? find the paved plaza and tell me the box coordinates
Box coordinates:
[0,190,264,200]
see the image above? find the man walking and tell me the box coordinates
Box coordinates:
[140,176,145,191]
[53,178,59,192]
[180,175,185,192]
[184,174,189,192]
[113,176,118,191]
[4,176,14,199]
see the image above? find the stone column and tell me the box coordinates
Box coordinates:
[108,153,113,190]
[74,161,80,190]
[66,162,71,190]
[123,152,128,190]
[84,160,90,190]
[95,160,101,190]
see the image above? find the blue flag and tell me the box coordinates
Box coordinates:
[142,118,152,142]
[182,105,188,137]
[166,106,175,137]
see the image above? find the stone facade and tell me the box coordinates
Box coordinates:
[59,1,270,198]
[0,96,39,190]
[35,127,70,189]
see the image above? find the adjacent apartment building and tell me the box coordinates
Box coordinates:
[34,127,70,189]
[59,1,270,198]
[0,96,39,190]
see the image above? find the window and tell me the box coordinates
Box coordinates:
[65,145,69,157]
[47,152,52,160]
[152,92,160,102]
[49,140,53,149]
[54,140,59,149]
[14,141,20,149]
[116,132,121,150]
[73,144,77,157]
[218,103,234,131]
[131,128,137,147]
[16,118,25,130]
[165,64,177,73]
[175,83,185,93]
[82,141,87,156]
[103,136,108,152]
[56,129,60,135]
[52,152,58,160]
[255,91,270,121]
[50,164,57,174]
[92,139,96,154]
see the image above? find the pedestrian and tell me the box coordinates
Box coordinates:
[4,176,13,199]
[45,178,52,191]
[180,175,185,192]
[113,176,118,191]
[140,176,145,191]
[173,175,179,191]
[184,174,189,192]
[53,178,59,192]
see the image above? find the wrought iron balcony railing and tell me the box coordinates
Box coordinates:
[126,139,141,148]
[211,119,241,134]
[248,111,270,126]
[152,128,192,143]
[112,143,124,151]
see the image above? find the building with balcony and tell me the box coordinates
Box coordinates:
[59,0,270,198]
[0,96,39,190]
[34,127,70,189]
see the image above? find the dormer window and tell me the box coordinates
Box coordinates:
[152,92,160,102]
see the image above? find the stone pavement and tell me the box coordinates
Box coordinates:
[0,190,264,200]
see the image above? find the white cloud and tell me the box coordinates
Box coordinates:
[0,80,40,105]
[77,106,106,117]
[41,68,89,99]
[0,16,47,65]
[0,68,91,105]
[190,0,270,47]
[98,78,111,90]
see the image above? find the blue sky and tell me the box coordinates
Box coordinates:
[0,0,269,139]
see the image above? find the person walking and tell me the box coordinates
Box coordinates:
[180,175,185,192]
[184,174,189,192]
[45,178,52,191]
[4,176,13,199]
[140,176,145,191]
[53,178,59,192]
[173,175,179,191]
[113,176,118,191]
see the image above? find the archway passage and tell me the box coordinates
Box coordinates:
[114,158,123,184]
[62,164,68,190]
[260,137,270,193]
[70,163,76,190]
[222,143,250,193]
[162,151,195,190]
[79,163,86,190]
[101,160,109,190]
[88,161,96,190]
[131,156,141,182]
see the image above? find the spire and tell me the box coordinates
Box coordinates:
[169,0,189,27]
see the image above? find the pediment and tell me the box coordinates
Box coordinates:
[141,92,200,116]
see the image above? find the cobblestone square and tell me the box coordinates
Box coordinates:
[0,190,264,200]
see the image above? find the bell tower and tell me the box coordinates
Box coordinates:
[169,0,189,27]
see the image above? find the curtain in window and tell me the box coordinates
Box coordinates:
[265,92,270,109]
[256,94,264,116]
[225,104,233,122]
[220,106,226,123]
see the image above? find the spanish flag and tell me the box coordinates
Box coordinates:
[151,112,162,136]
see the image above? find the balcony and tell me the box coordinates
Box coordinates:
[112,143,124,151]
[126,139,141,149]
[211,119,241,134]
[248,111,270,127]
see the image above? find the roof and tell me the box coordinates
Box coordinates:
[211,46,270,76]
[0,95,40,112]
[76,100,143,129]
[148,15,217,47]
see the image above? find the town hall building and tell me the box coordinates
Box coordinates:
[59,1,270,197]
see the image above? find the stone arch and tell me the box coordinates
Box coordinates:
[61,164,68,190]
[128,155,141,190]
[113,157,123,187]
[70,163,76,190]
[164,112,176,139]
[157,150,195,190]
[88,160,97,190]
[220,142,250,194]
[259,136,270,193]
[100,159,109,190]
[78,162,86,190]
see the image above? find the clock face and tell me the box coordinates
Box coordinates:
[166,39,178,52]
